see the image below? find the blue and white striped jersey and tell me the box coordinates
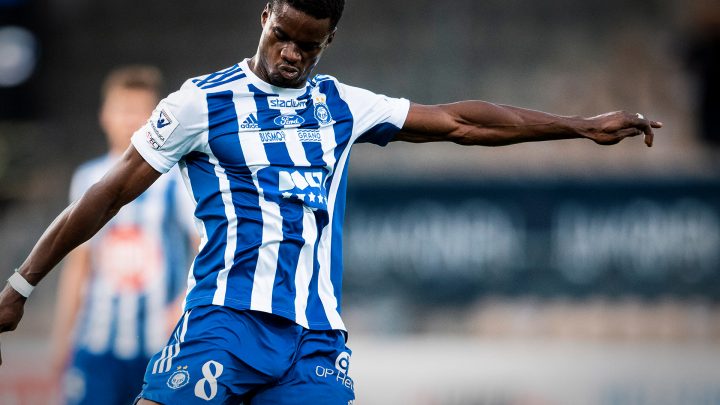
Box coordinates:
[70,155,196,359]
[131,59,409,331]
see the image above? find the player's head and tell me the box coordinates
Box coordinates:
[268,0,345,30]
[252,0,345,88]
[99,65,163,154]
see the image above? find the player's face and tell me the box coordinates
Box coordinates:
[252,3,335,88]
[100,87,158,154]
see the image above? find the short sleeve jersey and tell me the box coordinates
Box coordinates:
[131,59,410,330]
[70,155,196,359]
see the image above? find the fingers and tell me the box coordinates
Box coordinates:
[644,130,654,147]
[631,112,660,147]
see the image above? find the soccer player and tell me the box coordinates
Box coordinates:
[49,66,197,404]
[0,0,661,404]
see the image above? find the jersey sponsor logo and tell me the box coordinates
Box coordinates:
[335,351,350,374]
[259,130,286,143]
[273,113,305,127]
[167,366,190,390]
[278,169,327,209]
[314,351,354,392]
[268,96,308,110]
[240,114,260,130]
[334,351,354,391]
[298,129,321,143]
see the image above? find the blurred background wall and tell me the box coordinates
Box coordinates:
[1,0,719,403]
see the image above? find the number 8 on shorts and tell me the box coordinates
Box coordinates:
[194,360,224,401]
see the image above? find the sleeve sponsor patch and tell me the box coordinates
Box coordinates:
[146,107,180,149]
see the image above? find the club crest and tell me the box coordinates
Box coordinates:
[167,366,190,390]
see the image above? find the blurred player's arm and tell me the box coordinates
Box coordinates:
[164,178,200,336]
[395,102,661,146]
[50,244,91,379]
[164,234,201,336]
[0,146,161,363]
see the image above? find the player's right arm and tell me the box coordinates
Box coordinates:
[0,146,161,364]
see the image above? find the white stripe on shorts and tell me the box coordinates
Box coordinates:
[152,310,191,374]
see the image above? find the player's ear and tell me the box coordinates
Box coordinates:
[326,28,337,47]
[261,3,271,28]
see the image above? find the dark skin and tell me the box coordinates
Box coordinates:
[0,4,661,401]
[249,3,336,89]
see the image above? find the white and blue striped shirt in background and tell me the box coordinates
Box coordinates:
[70,156,196,359]
[131,59,410,331]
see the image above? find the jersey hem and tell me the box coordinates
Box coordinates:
[184,296,346,332]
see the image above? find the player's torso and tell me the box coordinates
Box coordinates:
[185,76,354,216]
[176,69,356,330]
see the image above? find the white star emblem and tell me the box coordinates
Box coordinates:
[308,192,316,202]
[282,192,292,199]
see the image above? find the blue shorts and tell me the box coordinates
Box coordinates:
[64,348,148,405]
[137,305,355,404]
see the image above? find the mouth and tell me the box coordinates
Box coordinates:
[277,64,300,81]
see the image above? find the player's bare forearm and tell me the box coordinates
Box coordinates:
[396,101,662,146]
[16,147,160,286]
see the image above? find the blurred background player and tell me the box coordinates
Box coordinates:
[49,66,197,405]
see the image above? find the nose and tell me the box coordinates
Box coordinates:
[280,43,301,64]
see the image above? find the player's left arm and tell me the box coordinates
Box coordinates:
[395,102,662,146]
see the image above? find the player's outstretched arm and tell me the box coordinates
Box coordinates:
[0,146,161,364]
[395,102,662,146]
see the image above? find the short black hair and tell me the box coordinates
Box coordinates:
[269,0,345,29]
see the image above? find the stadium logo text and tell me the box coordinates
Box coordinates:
[268,97,308,109]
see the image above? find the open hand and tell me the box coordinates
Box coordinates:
[585,111,662,147]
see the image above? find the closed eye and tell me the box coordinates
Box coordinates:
[273,27,289,41]
[298,42,321,52]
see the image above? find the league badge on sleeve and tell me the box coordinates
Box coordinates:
[313,94,334,126]
[147,106,180,150]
